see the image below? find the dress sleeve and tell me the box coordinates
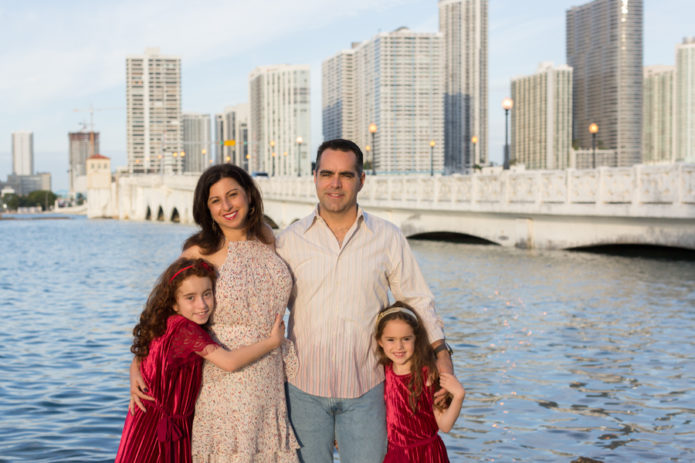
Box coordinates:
[169,318,219,364]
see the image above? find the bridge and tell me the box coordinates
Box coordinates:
[88,164,695,250]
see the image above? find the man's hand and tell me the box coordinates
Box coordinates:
[432,340,454,406]
[129,357,154,415]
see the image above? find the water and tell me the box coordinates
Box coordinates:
[1,216,694,462]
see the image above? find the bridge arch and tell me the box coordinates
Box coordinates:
[145,206,152,221]
[170,208,180,223]
[156,206,165,222]
[568,243,695,260]
[408,231,499,245]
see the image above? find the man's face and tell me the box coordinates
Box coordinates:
[314,148,365,217]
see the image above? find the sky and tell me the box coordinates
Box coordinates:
[1,0,693,192]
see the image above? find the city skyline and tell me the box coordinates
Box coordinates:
[0,0,693,191]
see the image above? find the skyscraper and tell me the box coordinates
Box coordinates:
[675,37,695,162]
[642,66,675,164]
[126,48,182,173]
[249,65,310,176]
[68,131,100,194]
[566,0,643,167]
[218,104,250,169]
[12,131,33,175]
[322,47,357,143]
[322,28,444,174]
[439,0,488,172]
[182,113,211,173]
[510,63,573,170]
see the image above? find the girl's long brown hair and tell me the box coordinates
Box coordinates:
[131,258,217,359]
[375,301,446,412]
[183,164,270,255]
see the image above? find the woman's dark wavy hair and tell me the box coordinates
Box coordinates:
[131,258,217,359]
[375,301,448,412]
[183,164,269,254]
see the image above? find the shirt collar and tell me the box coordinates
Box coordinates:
[302,204,373,234]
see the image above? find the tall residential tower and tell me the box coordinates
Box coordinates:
[510,63,573,170]
[642,65,675,163]
[676,37,695,162]
[566,0,643,166]
[439,0,488,172]
[249,65,311,176]
[12,131,33,175]
[126,48,182,173]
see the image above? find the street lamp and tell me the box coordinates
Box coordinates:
[471,136,478,170]
[429,140,436,176]
[296,136,303,177]
[589,123,599,169]
[269,140,275,176]
[502,97,514,170]
[368,123,378,175]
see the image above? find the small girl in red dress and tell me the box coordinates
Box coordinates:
[375,301,466,463]
[115,257,286,463]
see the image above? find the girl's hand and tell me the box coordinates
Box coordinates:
[269,313,286,348]
[439,372,466,400]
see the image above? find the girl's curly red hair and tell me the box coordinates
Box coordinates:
[131,258,217,359]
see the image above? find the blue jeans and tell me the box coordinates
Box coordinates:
[287,382,387,463]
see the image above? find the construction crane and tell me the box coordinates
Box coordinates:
[72,104,123,156]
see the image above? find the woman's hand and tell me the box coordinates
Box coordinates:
[129,357,154,415]
[269,313,286,349]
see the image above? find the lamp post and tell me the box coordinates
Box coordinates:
[471,136,478,170]
[368,123,378,175]
[296,136,303,177]
[589,123,599,169]
[269,140,275,176]
[429,140,436,176]
[502,97,513,170]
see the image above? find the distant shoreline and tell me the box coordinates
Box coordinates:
[0,214,73,221]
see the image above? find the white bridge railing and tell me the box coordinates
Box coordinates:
[256,164,695,219]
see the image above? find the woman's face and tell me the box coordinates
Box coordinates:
[207,177,250,237]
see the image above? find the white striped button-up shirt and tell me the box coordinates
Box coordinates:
[276,206,445,399]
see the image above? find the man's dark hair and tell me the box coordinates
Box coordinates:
[315,139,364,175]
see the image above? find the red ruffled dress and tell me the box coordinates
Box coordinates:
[115,315,217,463]
[383,364,450,463]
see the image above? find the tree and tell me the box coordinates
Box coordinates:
[25,190,58,211]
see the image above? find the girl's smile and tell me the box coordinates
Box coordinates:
[378,319,416,375]
[173,275,215,325]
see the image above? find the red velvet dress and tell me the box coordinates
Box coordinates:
[116,315,217,463]
[383,364,449,463]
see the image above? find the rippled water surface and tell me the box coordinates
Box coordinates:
[1,216,694,462]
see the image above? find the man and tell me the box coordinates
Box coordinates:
[276,138,453,463]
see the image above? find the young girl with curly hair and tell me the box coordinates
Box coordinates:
[375,301,466,463]
[115,257,286,463]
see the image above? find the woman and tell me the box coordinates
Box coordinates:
[131,164,299,462]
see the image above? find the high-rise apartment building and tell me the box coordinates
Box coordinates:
[68,131,100,193]
[510,62,573,170]
[676,37,695,162]
[182,113,211,173]
[126,48,182,173]
[249,65,310,176]
[566,0,643,167]
[217,104,250,169]
[322,28,444,174]
[322,47,357,143]
[439,0,488,172]
[642,66,675,163]
[12,131,33,175]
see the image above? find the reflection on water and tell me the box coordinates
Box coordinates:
[1,217,694,462]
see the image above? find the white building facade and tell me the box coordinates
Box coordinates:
[642,65,675,164]
[510,63,573,170]
[126,48,182,173]
[12,131,33,176]
[439,0,488,172]
[249,65,311,176]
[323,28,444,174]
[182,113,211,173]
[68,131,99,195]
[676,38,695,162]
